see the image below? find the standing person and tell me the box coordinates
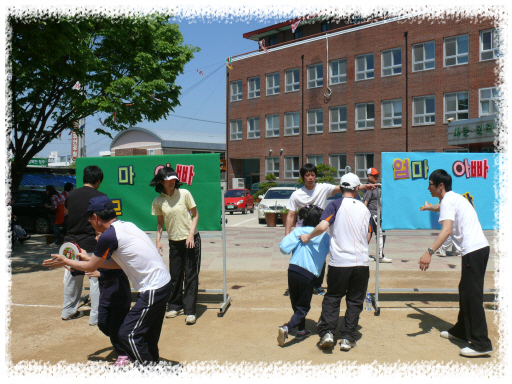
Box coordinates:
[45,185,65,245]
[61,166,104,325]
[363,168,392,263]
[151,167,201,325]
[299,173,372,351]
[277,205,330,347]
[285,163,376,295]
[60,182,74,239]
[44,196,172,366]
[418,169,492,357]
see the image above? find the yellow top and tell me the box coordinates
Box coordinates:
[151,189,198,241]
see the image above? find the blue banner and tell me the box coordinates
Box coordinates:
[381,152,498,230]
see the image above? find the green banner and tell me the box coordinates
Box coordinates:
[76,154,221,231]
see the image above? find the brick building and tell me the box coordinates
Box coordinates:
[226,14,499,189]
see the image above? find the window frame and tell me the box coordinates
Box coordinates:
[266,72,280,96]
[247,117,260,139]
[444,91,469,122]
[265,114,280,138]
[230,119,243,141]
[284,156,300,179]
[479,87,499,117]
[307,155,324,166]
[329,154,347,178]
[381,99,402,128]
[307,63,324,89]
[381,47,402,77]
[329,58,347,85]
[355,53,375,81]
[412,95,436,126]
[284,111,300,136]
[230,80,242,102]
[444,34,469,67]
[285,68,300,93]
[329,105,347,132]
[247,76,260,99]
[307,108,324,134]
[266,157,280,178]
[412,41,435,72]
[480,28,498,61]
[355,153,374,179]
[355,102,375,130]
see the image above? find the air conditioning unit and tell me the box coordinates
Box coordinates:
[232,178,245,188]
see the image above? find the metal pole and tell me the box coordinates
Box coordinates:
[221,185,227,304]
[374,186,381,315]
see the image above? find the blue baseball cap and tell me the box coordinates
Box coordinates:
[87,196,114,212]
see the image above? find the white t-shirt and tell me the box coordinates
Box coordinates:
[94,220,171,292]
[287,183,336,211]
[439,191,489,255]
[320,197,371,267]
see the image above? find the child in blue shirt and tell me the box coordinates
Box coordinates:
[277,205,330,347]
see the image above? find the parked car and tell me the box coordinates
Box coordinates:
[224,189,255,215]
[11,189,52,234]
[257,187,297,224]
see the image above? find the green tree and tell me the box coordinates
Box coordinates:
[297,163,337,184]
[8,12,198,190]
[253,173,278,200]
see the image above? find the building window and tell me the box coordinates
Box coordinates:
[480,29,499,61]
[382,99,402,128]
[230,80,242,101]
[479,87,499,116]
[307,109,323,134]
[412,41,435,71]
[329,59,347,85]
[269,34,277,46]
[285,156,300,178]
[285,68,300,93]
[444,34,469,67]
[381,48,402,76]
[355,103,375,129]
[294,27,303,39]
[266,157,280,178]
[355,53,374,81]
[355,153,374,179]
[230,120,242,141]
[147,149,155,155]
[444,92,469,122]
[248,77,260,99]
[284,112,300,136]
[329,154,347,178]
[307,63,323,89]
[266,72,280,95]
[413,95,436,125]
[444,148,469,153]
[321,20,331,32]
[307,155,324,166]
[266,114,280,137]
[247,117,260,139]
[329,106,347,132]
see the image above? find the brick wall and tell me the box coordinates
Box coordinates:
[113,148,148,156]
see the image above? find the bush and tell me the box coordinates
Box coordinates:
[253,174,278,200]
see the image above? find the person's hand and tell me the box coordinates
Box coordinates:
[186,234,195,249]
[420,201,431,211]
[156,241,163,255]
[364,183,381,190]
[418,252,432,271]
[299,234,311,244]
[78,249,90,261]
[43,254,67,269]
[86,271,101,278]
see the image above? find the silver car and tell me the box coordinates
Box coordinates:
[257,187,297,224]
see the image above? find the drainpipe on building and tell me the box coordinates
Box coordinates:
[301,54,304,164]
[404,31,409,152]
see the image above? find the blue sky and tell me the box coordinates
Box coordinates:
[37,17,283,158]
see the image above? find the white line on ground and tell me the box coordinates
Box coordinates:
[11,304,62,308]
[228,217,258,227]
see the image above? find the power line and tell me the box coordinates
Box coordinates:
[168,114,224,124]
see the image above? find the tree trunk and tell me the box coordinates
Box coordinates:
[10,159,27,192]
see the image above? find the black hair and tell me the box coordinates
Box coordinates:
[299,163,317,180]
[88,208,117,221]
[83,165,104,185]
[45,185,59,197]
[64,182,74,192]
[298,205,324,227]
[429,169,452,192]
[149,166,182,194]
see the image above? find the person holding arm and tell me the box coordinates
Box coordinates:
[150,167,201,325]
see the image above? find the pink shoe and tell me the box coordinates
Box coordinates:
[114,355,131,366]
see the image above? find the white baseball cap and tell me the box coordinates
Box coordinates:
[163,175,179,181]
[340,173,361,190]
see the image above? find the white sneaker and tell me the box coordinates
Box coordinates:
[185,315,196,325]
[165,309,184,318]
[339,339,357,351]
[319,332,335,348]
[460,346,493,357]
[379,256,392,263]
[440,331,467,342]
[436,249,448,257]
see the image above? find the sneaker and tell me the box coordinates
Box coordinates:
[440,331,467,342]
[314,287,326,296]
[62,311,84,321]
[114,355,131,366]
[436,249,448,257]
[295,329,311,340]
[379,256,392,263]
[460,346,493,357]
[165,309,184,318]
[339,339,357,351]
[277,326,288,347]
[185,315,196,325]
[319,332,335,348]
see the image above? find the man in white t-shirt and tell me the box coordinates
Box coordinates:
[44,196,172,365]
[285,164,376,295]
[299,173,372,351]
[418,169,492,357]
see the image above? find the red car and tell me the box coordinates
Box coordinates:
[224,189,255,214]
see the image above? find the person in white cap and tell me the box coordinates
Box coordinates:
[150,167,201,325]
[363,167,392,263]
[299,173,373,352]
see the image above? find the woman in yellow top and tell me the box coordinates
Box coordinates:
[150,167,201,325]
